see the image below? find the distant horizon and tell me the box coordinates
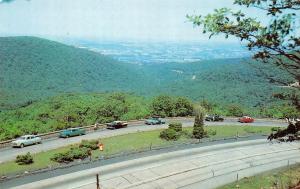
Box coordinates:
[0,0,267,44]
[0,34,249,47]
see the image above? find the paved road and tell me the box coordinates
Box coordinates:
[10,140,300,189]
[0,118,287,163]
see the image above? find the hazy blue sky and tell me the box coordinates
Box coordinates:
[0,0,265,42]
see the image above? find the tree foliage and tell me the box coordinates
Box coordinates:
[227,104,244,117]
[188,0,300,110]
[193,105,207,140]
[150,95,193,117]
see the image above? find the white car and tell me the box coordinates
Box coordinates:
[11,135,42,148]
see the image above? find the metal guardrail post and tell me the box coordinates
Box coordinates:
[96,173,100,189]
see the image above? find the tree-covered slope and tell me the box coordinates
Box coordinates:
[139,59,293,108]
[0,36,151,109]
[0,36,295,110]
[0,93,152,140]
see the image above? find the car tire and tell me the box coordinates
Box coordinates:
[20,143,24,148]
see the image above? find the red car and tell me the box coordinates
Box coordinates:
[238,116,254,123]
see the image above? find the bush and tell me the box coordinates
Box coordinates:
[51,152,73,163]
[79,140,98,150]
[168,122,183,132]
[51,147,89,163]
[16,152,34,165]
[159,129,180,141]
[69,147,89,159]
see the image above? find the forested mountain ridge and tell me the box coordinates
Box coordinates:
[0,36,294,110]
[0,36,152,109]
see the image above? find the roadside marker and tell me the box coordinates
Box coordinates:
[98,143,104,151]
[96,173,100,189]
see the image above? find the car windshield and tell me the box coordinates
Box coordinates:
[18,136,27,140]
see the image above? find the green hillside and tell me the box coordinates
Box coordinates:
[0,93,151,140]
[0,92,298,141]
[0,36,298,140]
[140,59,294,108]
[0,36,151,109]
[0,36,296,111]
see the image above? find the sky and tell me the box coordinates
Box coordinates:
[0,0,266,42]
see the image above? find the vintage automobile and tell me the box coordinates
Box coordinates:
[238,116,254,123]
[145,117,166,125]
[205,114,224,122]
[11,135,42,148]
[59,128,86,138]
[106,121,128,129]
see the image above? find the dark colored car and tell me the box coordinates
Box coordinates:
[59,128,86,138]
[205,115,224,122]
[238,116,254,123]
[145,117,166,125]
[106,121,128,129]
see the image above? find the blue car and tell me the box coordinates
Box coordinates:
[145,117,166,125]
[59,128,86,138]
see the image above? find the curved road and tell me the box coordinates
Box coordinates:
[0,118,287,163]
[9,140,300,189]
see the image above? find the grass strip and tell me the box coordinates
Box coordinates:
[0,125,274,176]
[218,164,300,189]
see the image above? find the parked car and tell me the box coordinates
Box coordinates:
[205,115,224,122]
[59,128,86,138]
[238,116,254,123]
[145,117,166,125]
[11,135,42,148]
[106,121,128,129]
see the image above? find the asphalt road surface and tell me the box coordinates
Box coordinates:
[0,118,287,163]
[9,140,300,189]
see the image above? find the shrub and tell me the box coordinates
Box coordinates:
[16,152,34,165]
[79,140,98,150]
[51,147,89,163]
[51,152,73,163]
[160,129,180,141]
[69,147,89,159]
[168,122,183,132]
